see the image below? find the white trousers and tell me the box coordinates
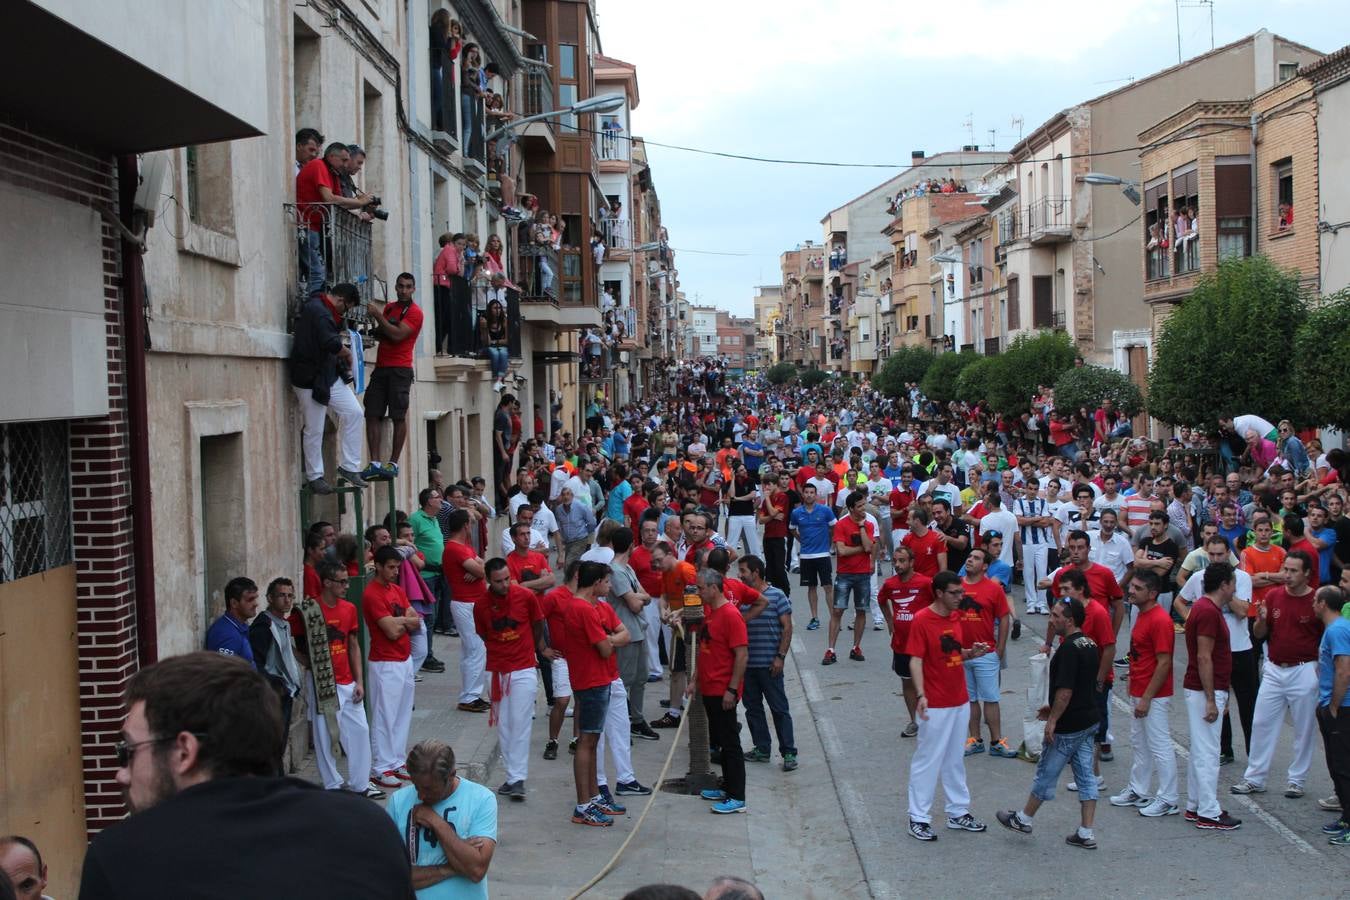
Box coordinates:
[451,600,487,704]
[1023,542,1052,612]
[891,527,909,551]
[1242,660,1319,788]
[309,677,371,791]
[597,677,636,787]
[644,603,663,678]
[410,625,428,673]
[293,380,363,480]
[1185,688,1229,818]
[726,515,763,557]
[494,668,539,784]
[368,658,415,775]
[907,703,970,823]
[1126,694,1178,804]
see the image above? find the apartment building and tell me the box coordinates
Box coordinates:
[779,241,825,366]
[1001,29,1321,367]
[689,304,720,358]
[753,285,784,364]
[887,192,991,348]
[1310,48,1350,295]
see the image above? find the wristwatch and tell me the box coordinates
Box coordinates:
[774,652,786,660]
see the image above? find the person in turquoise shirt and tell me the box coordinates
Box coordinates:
[606,462,634,523]
[386,740,497,898]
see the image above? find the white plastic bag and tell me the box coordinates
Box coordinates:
[1019,652,1050,762]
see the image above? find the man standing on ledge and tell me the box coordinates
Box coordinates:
[906,570,992,841]
[362,272,423,481]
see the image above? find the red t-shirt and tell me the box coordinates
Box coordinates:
[303,563,322,601]
[905,606,968,708]
[722,576,762,609]
[956,576,1010,648]
[1128,604,1175,699]
[362,580,413,662]
[443,539,487,603]
[1182,596,1231,691]
[295,158,336,230]
[1288,539,1322,589]
[795,465,817,490]
[903,529,946,578]
[1081,597,1116,684]
[889,488,915,519]
[630,545,664,598]
[879,572,933,653]
[561,597,619,690]
[1264,587,1323,665]
[1050,563,1122,609]
[698,600,749,697]
[623,494,650,541]
[762,492,790,539]
[374,301,423,369]
[833,516,876,574]
[474,584,542,673]
[505,550,551,590]
[539,585,573,647]
[290,598,359,685]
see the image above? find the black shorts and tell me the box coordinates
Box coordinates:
[892,652,913,679]
[800,556,833,587]
[671,631,687,674]
[364,366,414,421]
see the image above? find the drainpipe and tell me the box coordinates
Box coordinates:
[1249,112,1259,258]
[117,154,158,666]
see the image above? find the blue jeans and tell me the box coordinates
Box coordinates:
[426,571,452,634]
[487,345,509,377]
[833,572,871,610]
[1030,725,1098,802]
[742,666,796,756]
[303,229,326,298]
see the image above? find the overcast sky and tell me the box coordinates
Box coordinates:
[598,0,1334,318]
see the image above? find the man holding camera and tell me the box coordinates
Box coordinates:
[295,142,377,299]
[363,272,423,481]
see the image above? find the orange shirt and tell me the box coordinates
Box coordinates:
[1241,543,1286,611]
[661,560,698,609]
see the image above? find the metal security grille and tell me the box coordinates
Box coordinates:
[0,422,72,583]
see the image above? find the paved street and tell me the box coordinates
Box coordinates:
[295,569,1350,898]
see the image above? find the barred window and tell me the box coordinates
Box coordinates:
[1,422,72,583]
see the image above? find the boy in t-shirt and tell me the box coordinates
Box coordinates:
[363,545,423,789]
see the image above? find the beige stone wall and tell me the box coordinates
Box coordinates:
[1252,80,1319,284]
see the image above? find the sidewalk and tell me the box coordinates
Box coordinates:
[294,629,870,899]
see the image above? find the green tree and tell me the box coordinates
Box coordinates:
[765,361,797,386]
[1293,288,1350,429]
[921,350,979,404]
[985,330,1078,415]
[956,355,1001,406]
[1149,256,1307,426]
[1053,365,1145,419]
[871,346,935,398]
[799,368,830,389]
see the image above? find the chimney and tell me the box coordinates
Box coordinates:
[911,150,925,162]
[962,144,979,152]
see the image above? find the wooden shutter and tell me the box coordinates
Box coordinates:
[1214,163,1251,218]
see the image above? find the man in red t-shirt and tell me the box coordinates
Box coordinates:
[1110,570,1179,815]
[957,549,1013,757]
[476,558,547,800]
[295,558,377,795]
[362,546,423,788]
[1183,563,1239,829]
[827,491,877,665]
[878,545,932,735]
[1238,550,1323,796]
[302,532,325,600]
[1048,531,1125,634]
[540,571,578,761]
[903,506,947,579]
[506,522,556,594]
[362,272,424,481]
[697,569,750,814]
[443,508,489,712]
[759,473,793,595]
[295,143,374,298]
[630,520,666,680]
[905,571,992,840]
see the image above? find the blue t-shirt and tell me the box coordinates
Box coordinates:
[799,442,823,463]
[957,559,1012,589]
[1314,526,1337,584]
[386,778,498,900]
[606,480,633,524]
[1218,523,1246,554]
[791,504,836,558]
[204,614,253,662]
[741,440,764,472]
[742,585,792,668]
[1320,618,1350,708]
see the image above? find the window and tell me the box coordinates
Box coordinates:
[1143,176,1170,280]
[184,143,234,234]
[558,84,578,131]
[859,316,871,342]
[0,422,72,583]
[905,314,919,332]
[968,237,984,285]
[1171,165,1199,274]
[1278,62,1299,83]
[1006,276,1019,331]
[559,44,577,80]
[1273,158,1293,230]
[1215,158,1251,262]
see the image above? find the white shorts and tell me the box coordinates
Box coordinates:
[551,656,572,699]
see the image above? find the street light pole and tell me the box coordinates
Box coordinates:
[485,92,627,145]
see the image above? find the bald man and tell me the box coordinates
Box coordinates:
[0,836,49,900]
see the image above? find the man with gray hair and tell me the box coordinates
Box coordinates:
[695,568,750,815]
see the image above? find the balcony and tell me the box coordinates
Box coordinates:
[518,243,559,301]
[519,66,556,151]
[284,202,374,319]
[429,46,458,153]
[597,127,630,168]
[993,244,1008,266]
[1025,197,1071,244]
[600,218,632,255]
[516,244,600,330]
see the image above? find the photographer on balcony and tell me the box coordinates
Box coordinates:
[296,143,377,300]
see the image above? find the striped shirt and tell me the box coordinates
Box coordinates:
[742,585,791,668]
[1013,497,1052,545]
[1123,493,1153,530]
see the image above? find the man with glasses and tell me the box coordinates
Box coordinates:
[80,652,410,896]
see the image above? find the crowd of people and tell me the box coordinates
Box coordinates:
[26,353,1350,897]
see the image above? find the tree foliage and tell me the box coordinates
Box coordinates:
[984,330,1078,415]
[955,356,1000,406]
[1148,256,1307,426]
[871,346,934,398]
[921,350,979,405]
[1053,364,1145,419]
[765,361,797,386]
[799,368,830,389]
[1293,288,1350,429]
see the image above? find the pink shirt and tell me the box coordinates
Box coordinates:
[433,244,461,286]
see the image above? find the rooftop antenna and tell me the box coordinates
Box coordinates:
[1180,0,1215,50]
[987,128,997,150]
[964,112,975,147]
[1011,115,1024,143]
[1174,0,1183,63]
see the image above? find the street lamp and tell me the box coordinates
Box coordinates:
[1080,172,1141,206]
[485,92,627,144]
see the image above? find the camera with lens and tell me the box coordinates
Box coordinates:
[366,194,390,221]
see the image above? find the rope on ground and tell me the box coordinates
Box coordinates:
[567,633,698,899]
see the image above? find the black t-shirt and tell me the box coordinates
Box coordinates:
[1331,515,1350,579]
[1141,537,1180,586]
[1050,631,1102,734]
[728,477,756,516]
[941,519,970,572]
[79,777,413,899]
